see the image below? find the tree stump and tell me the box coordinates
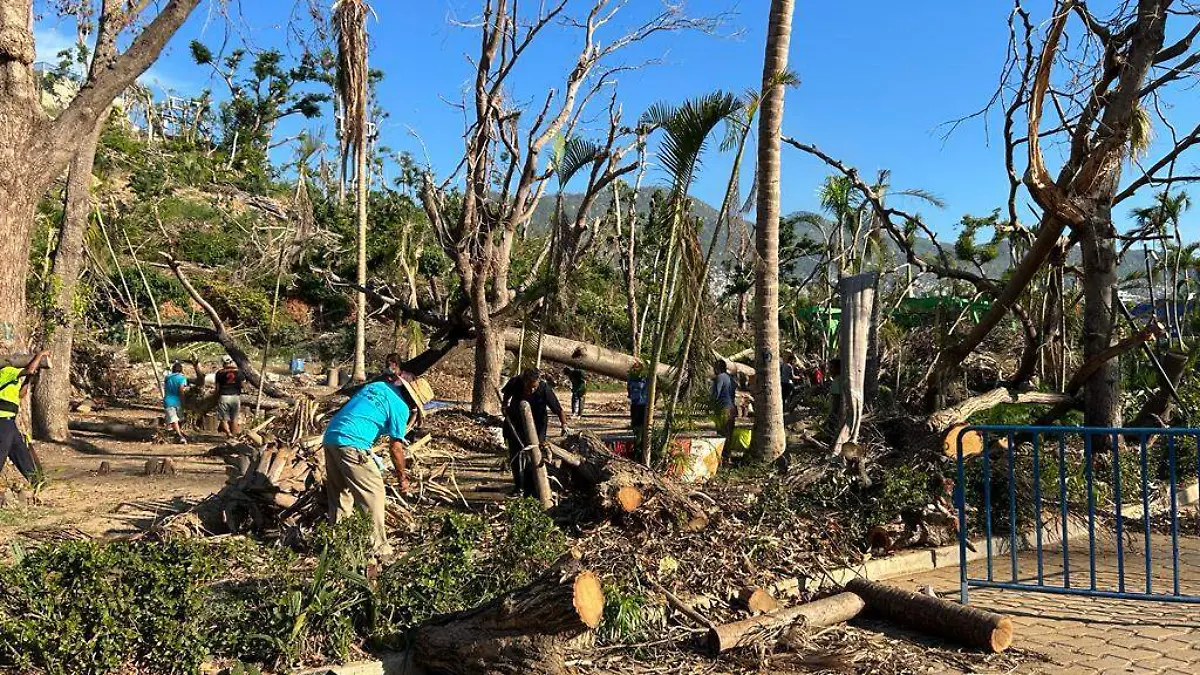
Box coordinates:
[413,556,604,675]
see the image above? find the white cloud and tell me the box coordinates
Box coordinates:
[33,25,79,64]
[35,22,195,95]
[138,67,195,95]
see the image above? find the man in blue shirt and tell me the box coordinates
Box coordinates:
[322,371,433,557]
[163,362,189,443]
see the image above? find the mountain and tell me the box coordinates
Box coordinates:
[533,190,1155,289]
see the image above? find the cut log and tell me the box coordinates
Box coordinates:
[845,578,1012,653]
[545,432,707,525]
[614,485,643,513]
[69,420,158,442]
[707,592,866,653]
[413,556,604,675]
[737,587,780,615]
[520,401,554,509]
[942,424,984,459]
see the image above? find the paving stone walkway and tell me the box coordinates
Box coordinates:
[894,530,1200,674]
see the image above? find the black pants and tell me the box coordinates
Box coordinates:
[630,403,647,430]
[504,421,540,497]
[571,392,585,416]
[0,418,38,482]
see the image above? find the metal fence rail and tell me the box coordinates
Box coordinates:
[955,425,1200,605]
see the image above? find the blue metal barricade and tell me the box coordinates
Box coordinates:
[955,425,1200,604]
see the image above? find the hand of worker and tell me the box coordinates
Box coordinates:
[561,425,573,437]
[396,470,410,496]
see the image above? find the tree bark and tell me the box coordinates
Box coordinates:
[32,118,106,441]
[547,431,708,524]
[413,556,604,675]
[751,0,795,462]
[352,133,368,382]
[707,592,866,654]
[473,313,506,414]
[845,578,1013,653]
[1079,215,1122,435]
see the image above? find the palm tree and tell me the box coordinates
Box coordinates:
[751,0,796,462]
[334,0,371,382]
[663,90,763,442]
[1132,190,1192,341]
[638,92,743,463]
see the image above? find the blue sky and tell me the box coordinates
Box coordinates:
[34,1,1200,239]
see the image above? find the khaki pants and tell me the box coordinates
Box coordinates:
[323,444,391,557]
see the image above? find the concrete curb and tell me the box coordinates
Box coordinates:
[293,652,420,675]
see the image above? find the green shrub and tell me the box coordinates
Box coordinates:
[0,539,224,675]
[492,498,568,589]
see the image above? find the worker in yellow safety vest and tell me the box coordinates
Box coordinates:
[0,350,49,484]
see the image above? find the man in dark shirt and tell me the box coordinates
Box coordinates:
[562,367,587,418]
[780,352,799,406]
[500,369,569,496]
[213,356,245,437]
[710,359,736,441]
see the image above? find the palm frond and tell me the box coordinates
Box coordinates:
[894,188,946,209]
[642,92,742,194]
[556,137,605,188]
[333,0,371,151]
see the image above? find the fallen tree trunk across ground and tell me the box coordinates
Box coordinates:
[846,578,1013,653]
[68,419,158,442]
[413,556,604,675]
[928,387,1073,433]
[502,330,754,381]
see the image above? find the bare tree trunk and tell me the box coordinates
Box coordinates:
[615,184,641,356]
[751,0,795,462]
[32,119,106,441]
[353,140,368,382]
[474,319,505,414]
[1079,215,1122,434]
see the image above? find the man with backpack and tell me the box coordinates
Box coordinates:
[213,356,245,438]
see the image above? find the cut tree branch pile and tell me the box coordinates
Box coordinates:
[548,432,711,527]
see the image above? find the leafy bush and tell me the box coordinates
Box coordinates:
[493,497,568,589]
[377,499,567,630]
[0,539,224,675]
[0,506,569,674]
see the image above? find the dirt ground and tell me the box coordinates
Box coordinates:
[0,377,643,544]
[0,405,230,543]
